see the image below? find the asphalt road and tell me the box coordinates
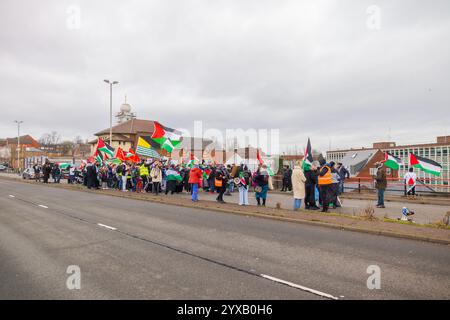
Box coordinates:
[0,179,449,299]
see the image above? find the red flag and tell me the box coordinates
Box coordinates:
[115,147,127,161]
[126,148,141,163]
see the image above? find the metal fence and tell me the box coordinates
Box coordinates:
[343,177,450,197]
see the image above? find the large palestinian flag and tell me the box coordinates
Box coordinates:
[302,138,313,171]
[96,138,115,159]
[136,136,161,159]
[166,168,182,182]
[151,122,182,153]
[409,153,442,176]
[383,152,403,170]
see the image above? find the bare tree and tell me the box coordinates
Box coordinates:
[39,131,61,147]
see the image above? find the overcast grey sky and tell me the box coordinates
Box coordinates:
[1,0,449,153]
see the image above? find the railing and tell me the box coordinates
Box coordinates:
[345,177,450,196]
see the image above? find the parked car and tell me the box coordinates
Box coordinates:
[0,164,7,171]
[22,168,38,180]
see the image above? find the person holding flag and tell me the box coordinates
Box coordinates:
[403,167,417,197]
[237,164,252,206]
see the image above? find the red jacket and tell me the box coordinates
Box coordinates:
[188,167,203,185]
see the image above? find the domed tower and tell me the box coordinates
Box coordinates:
[115,95,136,124]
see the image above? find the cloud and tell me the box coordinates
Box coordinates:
[0,0,449,152]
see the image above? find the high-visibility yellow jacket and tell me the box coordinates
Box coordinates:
[140,164,149,176]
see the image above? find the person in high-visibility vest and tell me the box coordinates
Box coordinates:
[140,162,150,192]
[318,160,333,212]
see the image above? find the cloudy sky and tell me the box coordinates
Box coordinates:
[1,0,449,153]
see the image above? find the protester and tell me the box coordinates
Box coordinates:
[254,164,269,206]
[305,162,320,210]
[150,161,162,195]
[291,160,306,210]
[165,165,179,195]
[318,160,333,212]
[237,164,251,206]
[337,163,350,195]
[329,161,341,208]
[374,162,387,208]
[33,163,41,182]
[86,161,97,189]
[100,166,109,189]
[281,165,293,192]
[68,165,75,184]
[215,165,229,203]
[121,163,128,192]
[42,160,51,183]
[188,164,202,202]
[404,167,417,197]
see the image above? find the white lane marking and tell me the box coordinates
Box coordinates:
[9,195,15,198]
[260,274,339,300]
[97,223,117,231]
[38,205,48,209]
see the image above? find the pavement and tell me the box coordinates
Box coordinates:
[0,178,449,299]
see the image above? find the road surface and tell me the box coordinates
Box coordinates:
[0,179,449,299]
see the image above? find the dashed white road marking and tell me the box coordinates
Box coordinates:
[97,223,117,231]
[8,195,15,198]
[260,274,339,300]
[38,205,48,209]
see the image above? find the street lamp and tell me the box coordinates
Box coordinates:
[104,79,119,146]
[14,120,23,173]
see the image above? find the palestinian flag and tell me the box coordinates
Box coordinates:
[302,138,314,171]
[151,121,182,153]
[136,136,161,158]
[166,168,182,182]
[188,153,199,168]
[256,148,274,176]
[409,153,442,176]
[203,168,211,179]
[106,158,122,165]
[96,138,115,159]
[93,148,104,164]
[383,152,403,170]
[58,163,71,170]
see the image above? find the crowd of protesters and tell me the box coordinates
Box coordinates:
[29,157,369,212]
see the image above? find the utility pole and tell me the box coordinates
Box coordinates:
[104,80,119,146]
[14,120,23,173]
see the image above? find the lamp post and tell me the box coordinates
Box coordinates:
[104,80,119,146]
[14,120,23,173]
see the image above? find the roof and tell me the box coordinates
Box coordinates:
[328,137,450,153]
[95,119,155,136]
[340,149,378,176]
[0,135,39,147]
